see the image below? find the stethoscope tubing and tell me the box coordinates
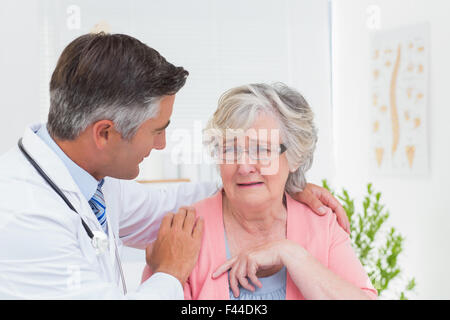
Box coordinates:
[17,138,127,295]
[18,138,95,238]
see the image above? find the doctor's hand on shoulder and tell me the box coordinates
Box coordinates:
[146,207,204,286]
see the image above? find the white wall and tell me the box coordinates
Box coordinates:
[288,0,334,186]
[332,0,450,299]
[0,0,41,152]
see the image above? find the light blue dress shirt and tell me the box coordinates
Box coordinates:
[35,124,99,202]
[224,232,286,300]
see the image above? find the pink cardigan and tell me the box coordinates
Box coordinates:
[142,191,378,300]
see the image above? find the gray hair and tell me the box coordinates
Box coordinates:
[47,33,188,140]
[204,83,317,194]
[49,89,160,140]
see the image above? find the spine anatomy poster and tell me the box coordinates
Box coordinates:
[370,23,429,176]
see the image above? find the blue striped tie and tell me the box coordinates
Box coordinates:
[89,179,108,234]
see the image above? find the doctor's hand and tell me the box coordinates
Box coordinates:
[293,183,350,234]
[146,207,204,286]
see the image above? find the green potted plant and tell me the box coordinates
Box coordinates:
[322,180,416,299]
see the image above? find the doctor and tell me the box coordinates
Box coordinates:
[0,33,349,299]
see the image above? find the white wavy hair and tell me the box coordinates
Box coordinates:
[204,83,318,194]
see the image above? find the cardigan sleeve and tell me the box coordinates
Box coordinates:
[327,214,378,299]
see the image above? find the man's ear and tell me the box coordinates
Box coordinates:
[92,120,116,149]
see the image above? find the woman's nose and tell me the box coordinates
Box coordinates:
[237,152,257,175]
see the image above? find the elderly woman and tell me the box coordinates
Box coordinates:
[144,83,377,300]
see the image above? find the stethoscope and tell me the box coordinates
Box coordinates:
[18,138,127,295]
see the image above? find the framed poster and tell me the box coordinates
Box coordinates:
[370,23,429,176]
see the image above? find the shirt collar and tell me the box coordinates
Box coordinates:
[35,124,100,201]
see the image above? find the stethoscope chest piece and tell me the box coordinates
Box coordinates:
[91,231,109,255]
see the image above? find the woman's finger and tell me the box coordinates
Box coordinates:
[247,260,262,289]
[228,261,240,298]
[236,259,254,292]
[212,256,237,279]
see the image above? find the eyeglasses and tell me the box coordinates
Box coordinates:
[212,143,287,163]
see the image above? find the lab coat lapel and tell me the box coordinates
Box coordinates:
[21,124,102,228]
[20,124,120,286]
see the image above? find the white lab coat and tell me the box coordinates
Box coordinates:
[0,124,219,299]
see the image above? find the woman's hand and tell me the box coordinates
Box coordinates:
[212,240,295,298]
